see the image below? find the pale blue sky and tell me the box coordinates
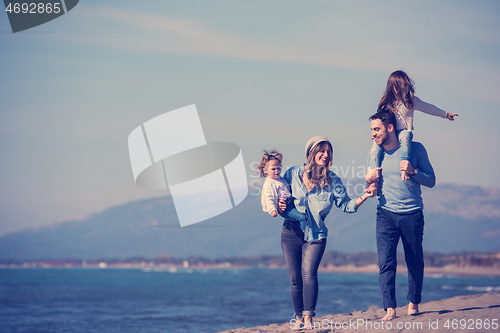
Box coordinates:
[1,0,499,235]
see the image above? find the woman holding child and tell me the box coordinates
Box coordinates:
[277,136,376,330]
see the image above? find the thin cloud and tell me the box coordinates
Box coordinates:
[69,5,500,102]
[74,6,393,70]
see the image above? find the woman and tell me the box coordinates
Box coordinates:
[278,136,376,329]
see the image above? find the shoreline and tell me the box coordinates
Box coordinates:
[1,262,500,276]
[217,291,500,332]
[320,264,500,276]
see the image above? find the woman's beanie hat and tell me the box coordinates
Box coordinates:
[305,136,329,159]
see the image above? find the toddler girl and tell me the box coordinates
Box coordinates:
[258,149,307,230]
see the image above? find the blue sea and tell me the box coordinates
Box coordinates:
[1,268,499,333]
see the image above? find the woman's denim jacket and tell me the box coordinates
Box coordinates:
[282,165,358,242]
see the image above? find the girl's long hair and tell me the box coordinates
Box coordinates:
[377,70,415,113]
[304,141,333,189]
[257,149,283,178]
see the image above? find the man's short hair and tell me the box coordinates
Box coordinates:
[369,109,396,129]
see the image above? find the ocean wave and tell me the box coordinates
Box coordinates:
[441,285,455,290]
[141,267,179,273]
[465,286,500,292]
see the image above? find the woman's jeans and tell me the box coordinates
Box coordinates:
[369,130,413,168]
[281,220,326,318]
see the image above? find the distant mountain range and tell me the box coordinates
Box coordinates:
[0,183,499,260]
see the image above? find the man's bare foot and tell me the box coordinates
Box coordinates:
[381,308,396,321]
[408,302,419,315]
[401,170,410,181]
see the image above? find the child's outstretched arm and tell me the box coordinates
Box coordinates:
[413,96,448,119]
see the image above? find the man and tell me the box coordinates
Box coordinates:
[365,110,436,321]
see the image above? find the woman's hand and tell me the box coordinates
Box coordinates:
[278,200,287,213]
[365,183,377,197]
[356,184,377,207]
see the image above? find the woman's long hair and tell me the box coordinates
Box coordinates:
[304,141,333,189]
[377,70,415,113]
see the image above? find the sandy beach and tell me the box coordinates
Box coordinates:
[218,291,500,332]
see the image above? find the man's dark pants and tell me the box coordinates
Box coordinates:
[376,208,424,310]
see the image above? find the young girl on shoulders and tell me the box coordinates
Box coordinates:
[368,70,458,182]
